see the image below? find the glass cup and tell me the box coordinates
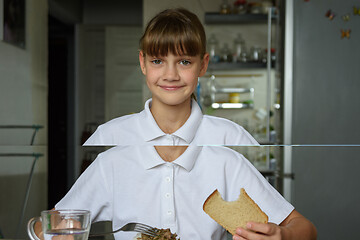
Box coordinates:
[27,209,91,240]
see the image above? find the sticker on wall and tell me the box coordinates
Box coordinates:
[341,29,351,39]
[342,14,350,22]
[325,9,336,20]
[3,0,26,48]
[354,6,360,15]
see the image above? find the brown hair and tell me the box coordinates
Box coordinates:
[140,8,206,58]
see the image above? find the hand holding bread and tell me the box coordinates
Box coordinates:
[203,188,268,235]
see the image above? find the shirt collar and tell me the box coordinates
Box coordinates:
[172,99,203,144]
[138,146,166,170]
[140,98,203,144]
[139,145,202,172]
[173,145,202,171]
[140,99,168,142]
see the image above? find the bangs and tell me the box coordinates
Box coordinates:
[140,9,206,57]
[142,23,202,57]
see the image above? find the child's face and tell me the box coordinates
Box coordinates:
[139,51,209,107]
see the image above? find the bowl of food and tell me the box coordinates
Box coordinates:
[134,228,179,240]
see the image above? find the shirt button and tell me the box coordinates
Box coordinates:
[165,193,171,198]
[165,177,171,182]
[167,211,172,215]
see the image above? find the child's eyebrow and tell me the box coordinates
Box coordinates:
[176,54,197,58]
[147,55,162,58]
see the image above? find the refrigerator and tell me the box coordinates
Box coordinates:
[283,0,360,239]
[199,1,360,239]
[199,1,283,192]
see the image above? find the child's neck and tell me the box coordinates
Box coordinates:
[150,98,192,134]
[155,146,188,162]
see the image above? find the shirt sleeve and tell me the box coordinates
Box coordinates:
[226,152,294,224]
[234,125,259,145]
[55,154,113,223]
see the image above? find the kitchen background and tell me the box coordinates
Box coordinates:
[0,0,359,239]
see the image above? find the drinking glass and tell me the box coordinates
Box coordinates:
[27,209,91,240]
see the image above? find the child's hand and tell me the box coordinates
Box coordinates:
[233,222,283,240]
[34,221,44,240]
[51,218,82,240]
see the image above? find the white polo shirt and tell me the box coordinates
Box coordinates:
[83,98,258,146]
[55,146,293,240]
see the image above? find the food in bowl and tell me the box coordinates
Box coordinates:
[134,228,179,240]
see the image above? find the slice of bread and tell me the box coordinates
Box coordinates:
[203,188,268,235]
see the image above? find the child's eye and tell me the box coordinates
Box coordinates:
[151,59,162,64]
[180,60,191,66]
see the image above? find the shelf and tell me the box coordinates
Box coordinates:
[0,125,43,145]
[205,12,277,24]
[213,87,254,94]
[208,61,275,70]
[211,102,254,109]
[0,153,44,157]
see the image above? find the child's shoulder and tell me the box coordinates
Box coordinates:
[106,112,139,124]
[84,113,140,145]
[204,145,243,156]
[199,146,245,162]
[201,114,246,131]
[199,146,249,167]
[196,115,258,145]
[98,112,140,131]
[203,114,242,126]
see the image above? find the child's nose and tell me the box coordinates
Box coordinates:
[163,65,180,81]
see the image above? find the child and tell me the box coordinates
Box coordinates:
[84,8,258,146]
[54,145,316,240]
[36,8,316,240]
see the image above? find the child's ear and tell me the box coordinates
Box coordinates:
[199,53,209,77]
[139,51,146,75]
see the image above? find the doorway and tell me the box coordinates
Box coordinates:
[47,15,75,209]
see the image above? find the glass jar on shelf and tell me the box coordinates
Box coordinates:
[207,34,220,63]
[233,0,247,14]
[229,93,241,103]
[233,33,245,62]
[239,49,248,62]
[220,43,233,62]
[250,46,262,62]
[219,0,232,14]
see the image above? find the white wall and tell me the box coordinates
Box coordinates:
[0,0,48,238]
[105,26,143,121]
[83,0,142,25]
[74,1,143,234]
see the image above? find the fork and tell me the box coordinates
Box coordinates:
[89,222,158,238]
